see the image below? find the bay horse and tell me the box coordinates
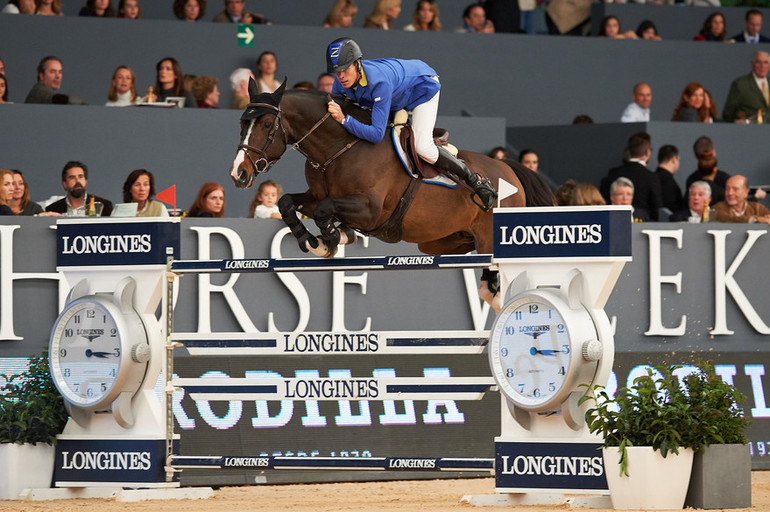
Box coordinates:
[229,79,554,311]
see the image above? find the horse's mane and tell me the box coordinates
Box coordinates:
[283,89,373,126]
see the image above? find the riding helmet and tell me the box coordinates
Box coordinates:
[326,37,363,74]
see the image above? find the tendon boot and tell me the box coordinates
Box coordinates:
[435,147,497,211]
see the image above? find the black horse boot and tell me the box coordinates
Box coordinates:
[434,147,497,212]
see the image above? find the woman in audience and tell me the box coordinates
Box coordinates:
[79,0,116,16]
[9,170,45,215]
[519,149,539,173]
[571,183,605,206]
[672,82,710,122]
[187,182,225,217]
[0,74,8,104]
[636,20,661,40]
[404,0,441,31]
[117,0,140,18]
[704,90,718,123]
[154,57,197,108]
[105,65,140,106]
[2,0,36,13]
[597,15,637,39]
[255,51,281,94]
[192,76,219,108]
[323,0,357,28]
[487,147,509,160]
[122,169,169,217]
[364,0,401,29]
[0,170,16,216]
[35,0,63,15]
[173,0,205,22]
[694,12,727,42]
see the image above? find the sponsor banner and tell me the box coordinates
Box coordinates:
[494,441,607,492]
[493,207,632,259]
[54,438,175,484]
[56,219,180,267]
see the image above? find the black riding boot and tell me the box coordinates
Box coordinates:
[435,147,497,212]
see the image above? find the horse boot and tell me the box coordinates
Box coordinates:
[434,147,497,212]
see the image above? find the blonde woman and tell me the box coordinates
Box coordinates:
[35,0,62,15]
[0,170,16,215]
[404,0,440,31]
[323,0,357,27]
[106,65,140,106]
[364,0,401,29]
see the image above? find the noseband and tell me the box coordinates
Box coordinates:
[237,102,286,175]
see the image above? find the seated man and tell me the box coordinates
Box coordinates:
[620,83,652,123]
[713,175,770,223]
[610,177,649,222]
[722,51,770,123]
[46,161,113,216]
[670,181,712,222]
[732,10,770,44]
[25,56,86,105]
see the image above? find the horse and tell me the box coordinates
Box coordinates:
[229,79,554,311]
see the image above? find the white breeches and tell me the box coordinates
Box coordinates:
[410,78,440,164]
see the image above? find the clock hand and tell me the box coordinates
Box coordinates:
[85,349,113,358]
[529,347,565,356]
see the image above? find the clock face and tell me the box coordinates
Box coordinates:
[50,300,122,407]
[490,294,573,409]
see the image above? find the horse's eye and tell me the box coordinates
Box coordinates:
[262,120,272,129]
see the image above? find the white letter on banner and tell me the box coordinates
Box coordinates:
[195,371,243,429]
[422,368,465,424]
[643,229,686,336]
[296,369,326,426]
[709,230,770,335]
[375,368,416,425]
[190,226,257,333]
[247,370,293,428]
[267,227,310,332]
[745,364,770,417]
[332,369,372,426]
[332,240,372,331]
[715,364,737,386]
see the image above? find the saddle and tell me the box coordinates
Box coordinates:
[391,110,458,188]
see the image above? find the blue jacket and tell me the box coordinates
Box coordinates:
[332,58,440,144]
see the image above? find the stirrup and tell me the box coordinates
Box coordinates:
[470,177,497,212]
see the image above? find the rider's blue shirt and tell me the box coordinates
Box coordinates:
[332,58,440,144]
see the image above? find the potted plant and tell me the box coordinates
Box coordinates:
[0,351,69,499]
[580,366,700,510]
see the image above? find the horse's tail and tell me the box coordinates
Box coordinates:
[502,158,556,207]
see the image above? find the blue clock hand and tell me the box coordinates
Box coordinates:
[529,347,564,356]
[85,349,112,358]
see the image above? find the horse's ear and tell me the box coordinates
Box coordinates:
[248,77,260,102]
[273,78,288,102]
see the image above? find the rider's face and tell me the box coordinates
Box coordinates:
[335,62,360,89]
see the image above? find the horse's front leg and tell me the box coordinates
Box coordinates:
[311,197,360,258]
[278,192,319,253]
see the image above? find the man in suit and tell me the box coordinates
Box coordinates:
[600,132,663,220]
[670,181,711,222]
[212,0,261,24]
[46,161,113,217]
[732,10,770,44]
[722,51,770,122]
[654,144,683,213]
[24,56,86,105]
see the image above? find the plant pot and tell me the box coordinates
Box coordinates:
[603,446,694,510]
[0,443,55,499]
[685,443,751,509]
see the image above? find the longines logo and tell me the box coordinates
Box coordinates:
[387,458,437,469]
[284,378,379,399]
[386,256,434,266]
[223,457,270,467]
[499,224,602,246]
[224,259,269,270]
[283,333,379,353]
[499,455,604,477]
[60,234,152,254]
[60,450,152,471]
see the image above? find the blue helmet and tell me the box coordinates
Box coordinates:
[326,37,363,74]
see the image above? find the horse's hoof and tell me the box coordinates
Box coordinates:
[339,226,358,245]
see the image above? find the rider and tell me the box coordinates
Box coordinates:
[325,37,497,211]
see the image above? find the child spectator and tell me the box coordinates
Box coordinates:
[248,180,282,219]
[188,182,225,217]
[117,0,140,18]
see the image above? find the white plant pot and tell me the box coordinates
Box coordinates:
[603,446,694,510]
[0,443,55,499]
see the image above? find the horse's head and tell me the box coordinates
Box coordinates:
[229,78,288,189]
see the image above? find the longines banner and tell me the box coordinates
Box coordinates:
[2,218,770,485]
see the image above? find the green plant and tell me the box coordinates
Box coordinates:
[0,350,68,445]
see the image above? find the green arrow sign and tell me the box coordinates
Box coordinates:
[237,24,254,47]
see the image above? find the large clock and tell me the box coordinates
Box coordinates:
[49,278,151,429]
[489,288,603,420]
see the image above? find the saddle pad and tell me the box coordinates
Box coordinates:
[392,113,458,189]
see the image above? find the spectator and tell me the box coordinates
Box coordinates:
[187,182,225,217]
[0,56,5,76]
[685,136,729,205]
[213,0,262,23]
[293,81,315,90]
[483,0,519,33]
[636,20,661,40]
[520,0,535,34]
[0,74,8,104]
[732,9,770,44]
[173,0,205,21]
[122,169,169,217]
[323,0,357,28]
[704,89,718,122]
[117,0,140,18]
[35,0,62,15]
[364,0,401,29]
[598,15,637,39]
[572,114,593,124]
[610,177,648,222]
[713,175,770,223]
[554,179,576,206]
[9,170,50,215]
[255,51,281,94]
[79,0,116,16]
[670,181,712,223]
[488,146,509,160]
[654,144,683,213]
[25,56,87,105]
[316,72,334,93]
[620,82,652,123]
[229,67,254,109]
[2,0,35,13]
[572,183,605,206]
[722,51,770,123]
[105,65,140,106]
[46,161,114,217]
[248,180,282,219]
[519,149,538,172]
[154,57,197,108]
[183,73,197,92]
[545,0,590,36]
[600,132,662,220]
[192,75,220,108]
[672,82,709,122]
[456,3,493,33]
[404,0,441,31]
[694,12,727,42]
[0,170,15,215]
